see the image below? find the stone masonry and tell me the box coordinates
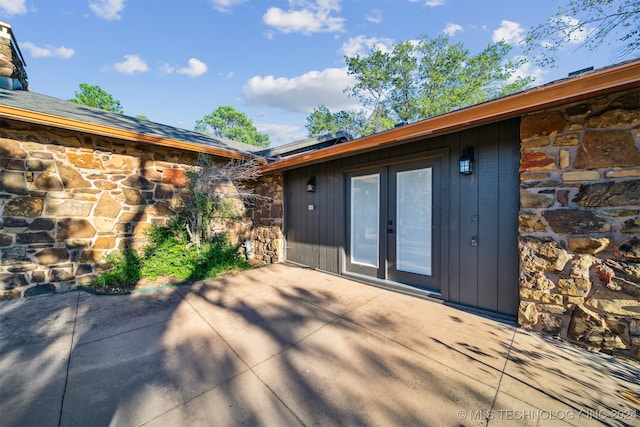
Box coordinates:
[248,173,284,265]
[518,88,640,358]
[0,119,283,300]
[0,21,28,90]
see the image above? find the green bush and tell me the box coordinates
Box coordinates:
[88,224,250,290]
[89,245,141,288]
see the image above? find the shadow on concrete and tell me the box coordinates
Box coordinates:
[1,264,639,426]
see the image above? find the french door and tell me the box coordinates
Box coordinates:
[346,160,440,291]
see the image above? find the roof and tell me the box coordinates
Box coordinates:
[256,131,351,160]
[260,59,640,173]
[0,88,264,161]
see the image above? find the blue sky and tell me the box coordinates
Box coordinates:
[1,0,633,146]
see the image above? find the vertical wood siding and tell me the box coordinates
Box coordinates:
[284,118,520,316]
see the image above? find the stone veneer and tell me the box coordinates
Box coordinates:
[0,119,283,300]
[248,173,284,265]
[518,88,640,358]
[0,22,28,90]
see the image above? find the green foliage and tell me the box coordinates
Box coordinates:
[70,83,124,114]
[525,0,640,67]
[195,105,270,148]
[307,35,533,139]
[89,245,141,288]
[89,226,249,290]
[305,106,372,139]
[89,156,260,291]
[141,224,249,281]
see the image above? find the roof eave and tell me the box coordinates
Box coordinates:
[0,104,266,163]
[260,60,640,173]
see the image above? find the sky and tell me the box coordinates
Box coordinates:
[1,0,635,147]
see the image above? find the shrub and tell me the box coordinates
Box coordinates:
[89,245,141,288]
[88,224,250,290]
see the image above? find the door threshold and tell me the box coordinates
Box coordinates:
[342,271,443,303]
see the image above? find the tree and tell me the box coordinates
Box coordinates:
[306,106,372,139]
[195,106,270,148]
[308,35,533,138]
[525,0,640,67]
[183,156,267,247]
[69,83,124,114]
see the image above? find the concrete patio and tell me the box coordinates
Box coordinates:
[1,263,638,426]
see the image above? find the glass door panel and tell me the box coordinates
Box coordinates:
[396,168,432,275]
[350,174,380,267]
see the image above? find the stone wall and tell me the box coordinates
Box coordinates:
[206,172,284,265]
[247,173,284,265]
[0,22,28,90]
[0,119,282,299]
[518,88,640,358]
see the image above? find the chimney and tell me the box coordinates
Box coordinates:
[0,21,28,90]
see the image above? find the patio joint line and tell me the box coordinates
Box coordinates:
[57,290,81,427]
[74,317,177,347]
[176,289,307,426]
[139,370,252,426]
[248,287,386,370]
[483,331,604,420]
[340,312,507,388]
[485,327,517,427]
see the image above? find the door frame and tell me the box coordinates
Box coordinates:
[387,159,441,290]
[341,148,450,294]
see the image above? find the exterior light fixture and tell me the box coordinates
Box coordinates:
[459,147,474,175]
[306,176,316,192]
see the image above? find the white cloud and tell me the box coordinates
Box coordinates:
[177,58,208,77]
[263,0,345,35]
[219,71,235,80]
[492,20,525,45]
[426,0,445,6]
[553,15,589,45]
[510,57,547,84]
[443,23,463,37]
[340,35,394,57]
[366,8,382,24]
[159,62,175,75]
[256,122,307,147]
[0,0,27,15]
[243,67,358,113]
[89,0,125,20]
[113,54,148,74]
[209,0,247,13]
[21,42,75,59]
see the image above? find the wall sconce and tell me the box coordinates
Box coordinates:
[306,176,316,192]
[459,147,474,175]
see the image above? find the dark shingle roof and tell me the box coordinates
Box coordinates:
[257,132,351,160]
[0,88,263,157]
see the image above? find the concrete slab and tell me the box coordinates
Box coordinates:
[73,288,191,345]
[0,292,78,427]
[253,317,495,426]
[499,329,640,426]
[490,387,580,426]
[60,308,248,426]
[0,263,638,426]
[343,288,515,385]
[181,282,339,367]
[143,369,303,426]
[261,264,386,316]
